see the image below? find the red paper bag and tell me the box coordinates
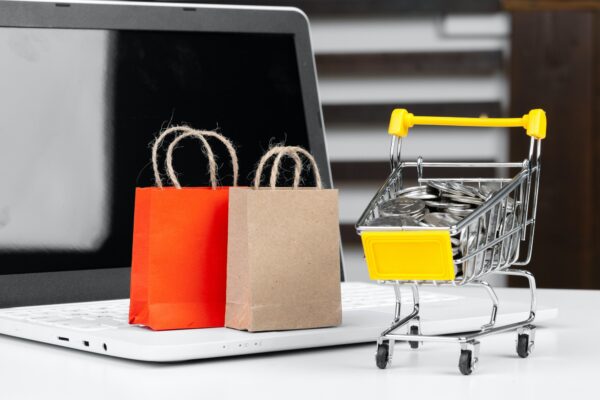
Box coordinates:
[129,127,239,330]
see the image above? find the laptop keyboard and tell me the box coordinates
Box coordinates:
[0,300,130,331]
[0,283,460,331]
[341,282,460,310]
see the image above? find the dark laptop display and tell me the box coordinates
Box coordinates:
[0,27,313,274]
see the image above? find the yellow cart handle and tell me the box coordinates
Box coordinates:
[388,108,547,140]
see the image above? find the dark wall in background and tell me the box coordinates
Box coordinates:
[509,9,600,288]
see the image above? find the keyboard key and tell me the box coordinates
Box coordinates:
[97,319,127,328]
[0,300,131,331]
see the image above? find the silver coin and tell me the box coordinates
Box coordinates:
[499,212,518,234]
[427,181,449,191]
[398,185,438,200]
[397,186,429,195]
[447,207,475,218]
[379,198,426,217]
[422,212,460,227]
[432,181,468,197]
[448,202,472,210]
[428,181,460,196]
[367,215,420,227]
[366,216,403,227]
[477,183,500,200]
[411,218,427,228]
[487,198,516,220]
[504,197,516,213]
[411,213,426,222]
[442,194,484,206]
[448,182,480,198]
[482,205,503,240]
[496,208,521,263]
[459,232,478,258]
[450,236,462,263]
[425,200,472,210]
[424,199,447,208]
[401,191,439,200]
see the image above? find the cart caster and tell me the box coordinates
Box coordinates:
[408,325,420,349]
[458,340,480,375]
[376,340,392,369]
[459,350,473,375]
[516,325,536,358]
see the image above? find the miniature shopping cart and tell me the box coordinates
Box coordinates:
[356,109,546,375]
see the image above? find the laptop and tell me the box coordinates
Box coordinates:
[0,0,556,362]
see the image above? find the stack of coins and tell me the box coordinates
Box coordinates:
[367,182,502,227]
[365,181,521,276]
[379,197,426,220]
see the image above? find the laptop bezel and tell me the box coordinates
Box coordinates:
[0,0,341,308]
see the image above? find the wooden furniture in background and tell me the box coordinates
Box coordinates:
[507,1,600,288]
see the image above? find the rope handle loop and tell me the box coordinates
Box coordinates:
[253,145,322,189]
[151,126,238,189]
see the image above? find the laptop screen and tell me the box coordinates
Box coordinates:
[0,27,311,274]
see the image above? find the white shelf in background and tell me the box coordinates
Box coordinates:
[318,74,507,105]
[326,126,509,163]
[310,15,509,54]
[441,13,510,37]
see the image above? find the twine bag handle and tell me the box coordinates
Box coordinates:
[151,126,239,189]
[152,126,196,188]
[270,147,303,188]
[253,145,323,189]
[253,146,301,188]
[197,130,239,186]
[165,130,239,189]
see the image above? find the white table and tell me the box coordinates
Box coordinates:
[1,288,598,400]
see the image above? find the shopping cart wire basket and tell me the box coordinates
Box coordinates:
[356,108,546,375]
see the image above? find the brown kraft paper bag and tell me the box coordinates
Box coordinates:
[226,146,341,332]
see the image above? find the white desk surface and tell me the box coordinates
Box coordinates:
[1,287,598,400]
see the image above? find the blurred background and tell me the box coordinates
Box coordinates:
[163,0,599,289]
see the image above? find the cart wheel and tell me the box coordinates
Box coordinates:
[376,341,391,369]
[516,334,531,358]
[408,325,420,349]
[516,325,535,358]
[458,350,473,375]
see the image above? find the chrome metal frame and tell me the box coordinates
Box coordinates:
[359,134,543,372]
